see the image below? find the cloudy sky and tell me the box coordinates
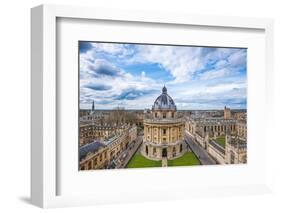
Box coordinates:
[79,42,247,110]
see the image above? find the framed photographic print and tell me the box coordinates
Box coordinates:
[31,4,274,208]
[78,41,247,170]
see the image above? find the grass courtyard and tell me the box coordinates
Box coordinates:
[168,152,200,167]
[126,154,162,168]
[126,152,200,168]
[215,136,226,147]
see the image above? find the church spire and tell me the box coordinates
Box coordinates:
[91,100,95,114]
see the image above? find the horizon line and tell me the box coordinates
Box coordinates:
[80,108,247,111]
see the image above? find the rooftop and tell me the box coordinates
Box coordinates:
[79,141,106,160]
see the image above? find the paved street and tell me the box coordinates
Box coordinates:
[162,158,168,167]
[115,135,143,168]
[185,133,216,165]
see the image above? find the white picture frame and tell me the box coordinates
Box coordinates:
[31,4,274,208]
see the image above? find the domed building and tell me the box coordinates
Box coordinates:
[142,86,185,161]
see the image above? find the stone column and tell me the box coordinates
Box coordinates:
[160,126,162,144]
[144,127,146,141]
[157,147,161,158]
[167,127,170,143]
[157,127,160,144]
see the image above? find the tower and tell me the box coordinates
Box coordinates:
[224,106,231,119]
[91,100,95,114]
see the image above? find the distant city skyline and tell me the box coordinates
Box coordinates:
[80,42,247,110]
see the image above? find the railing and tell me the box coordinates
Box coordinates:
[144,140,182,146]
[144,118,184,124]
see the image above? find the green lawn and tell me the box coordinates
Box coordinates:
[126,152,200,168]
[168,152,200,167]
[126,154,162,168]
[215,136,226,147]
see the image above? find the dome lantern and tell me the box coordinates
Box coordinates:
[162,85,167,94]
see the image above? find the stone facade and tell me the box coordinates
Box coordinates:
[80,125,138,170]
[80,145,109,170]
[207,141,225,164]
[185,107,247,164]
[185,117,247,139]
[79,123,127,146]
[225,135,247,164]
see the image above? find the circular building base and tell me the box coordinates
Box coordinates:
[141,141,186,161]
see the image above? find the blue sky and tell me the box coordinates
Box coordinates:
[79,42,247,110]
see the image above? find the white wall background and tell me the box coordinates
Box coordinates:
[0,0,280,212]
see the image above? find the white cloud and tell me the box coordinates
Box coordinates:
[79,43,247,109]
[135,45,204,83]
[227,49,246,67]
[199,68,231,80]
[181,81,246,96]
[128,46,246,83]
[92,43,124,54]
[91,43,134,58]
[214,59,228,69]
[79,55,162,109]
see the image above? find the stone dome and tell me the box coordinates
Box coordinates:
[152,86,176,111]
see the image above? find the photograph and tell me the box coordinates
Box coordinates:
[78,41,247,170]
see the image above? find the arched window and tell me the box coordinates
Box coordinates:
[171,112,174,118]
[180,144,183,152]
[163,112,166,119]
[146,146,148,155]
